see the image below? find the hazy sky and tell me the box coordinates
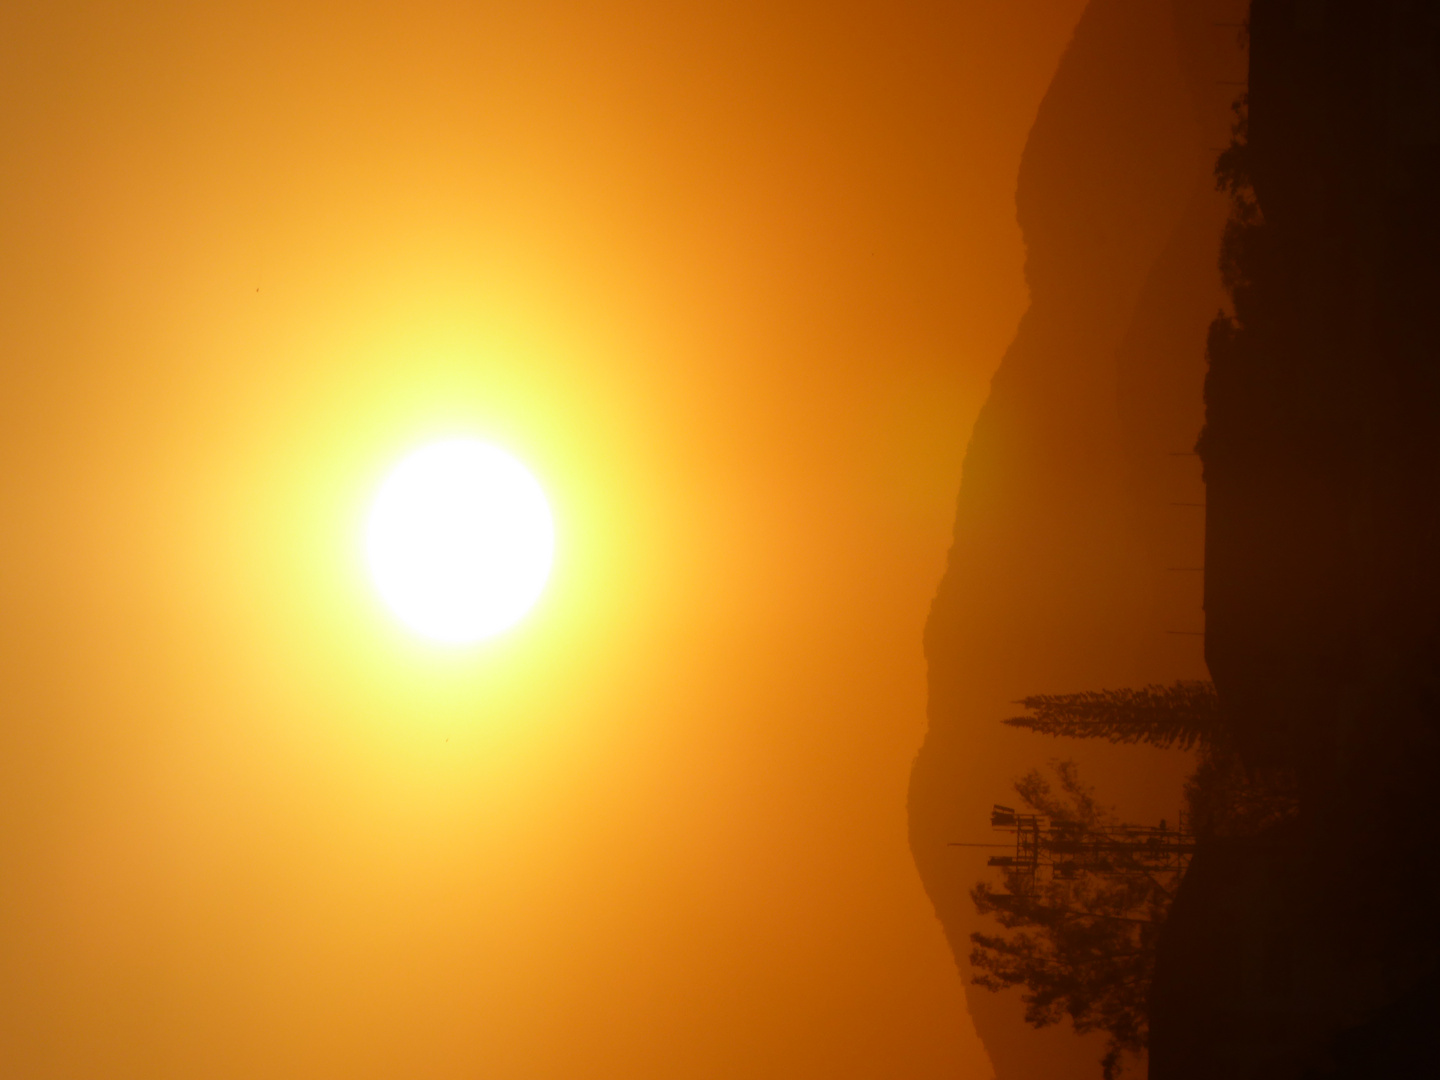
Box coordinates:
[0,2,1086,1076]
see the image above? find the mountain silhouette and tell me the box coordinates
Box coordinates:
[909,2,1246,1077]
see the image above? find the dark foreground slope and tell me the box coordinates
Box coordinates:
[910,2,1245,1078]
[1150,3,1440,1078]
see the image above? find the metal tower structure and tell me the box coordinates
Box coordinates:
[973,805,1196,885]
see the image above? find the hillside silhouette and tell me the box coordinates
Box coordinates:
[1149,2,1440,1076]
[909,2,1246,1077]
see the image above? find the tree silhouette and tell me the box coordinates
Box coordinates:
[1001,680,1297,838]
[1002,681,1220,750]
[973,679,1298,1077]
[970,762,1174,1080]
[1197,92,1269,487]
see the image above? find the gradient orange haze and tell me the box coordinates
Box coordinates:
[0,2,1083,1077]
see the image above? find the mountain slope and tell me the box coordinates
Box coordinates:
[909,3,1245,1077]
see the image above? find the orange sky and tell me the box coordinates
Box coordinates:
[0,3,1086,1076]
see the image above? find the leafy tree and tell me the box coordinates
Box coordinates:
[970,762,1175,1080]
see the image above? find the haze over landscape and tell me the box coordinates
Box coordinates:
[7,2,1440,1078]
[0,2,1085,1077]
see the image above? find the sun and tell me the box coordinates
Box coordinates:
[366,438,555,643]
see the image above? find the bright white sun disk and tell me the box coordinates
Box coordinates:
[366,439,554,643]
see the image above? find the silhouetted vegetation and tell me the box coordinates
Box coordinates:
[1180,737,1297,840]
[1196,95,1261,473]
[1151,3,1440,1072]
[1004,682,1219,750]
[972,681,1300,1077]
[1003,681,1297,838]
[970,762,1175,1080]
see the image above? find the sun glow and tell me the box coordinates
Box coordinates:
[366,438,555,643]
